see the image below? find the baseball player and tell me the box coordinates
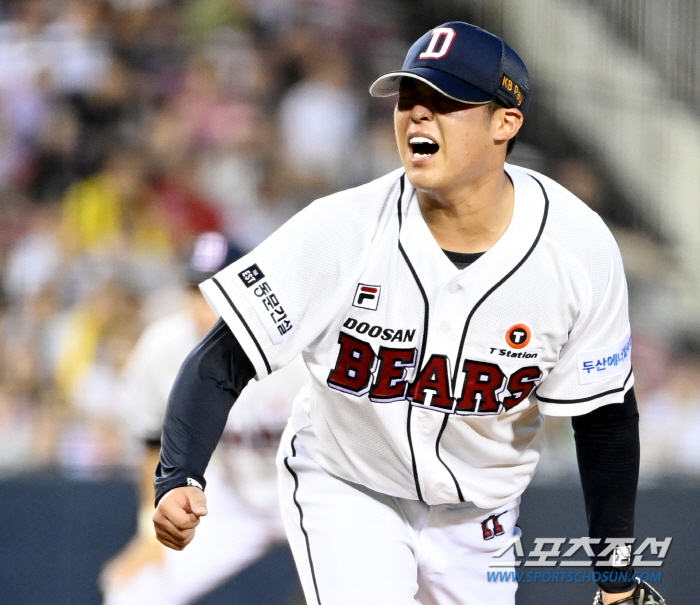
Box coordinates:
[101,232,308,605]
[152,23,664,605]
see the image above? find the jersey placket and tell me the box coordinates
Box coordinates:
[398,189,479,505]
[398,170,548,505]
[415,278,476,505]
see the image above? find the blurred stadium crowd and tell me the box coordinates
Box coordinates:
[0,0,697,490]
[0,0,404,475]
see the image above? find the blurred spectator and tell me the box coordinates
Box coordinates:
[361,117,403,181]
[0,0,50,96]
[150,153,224,255]
[25,102,81,204]
[52,278,141,403]
[41,0,112,95]
[66,57,135,177]
[3,203,62,303]
[48,278,141,473]
[165,51,269,235]
[0,117,30,189]
[277,33,364,191]
[553,156,676,340]
[553,157,606,214]
[61,146,172,261]
[0,278,67,472]
[639,338,700,479]
[229,159,300,250]
[0,283,51,470]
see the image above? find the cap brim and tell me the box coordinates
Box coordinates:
[369,68,496,105]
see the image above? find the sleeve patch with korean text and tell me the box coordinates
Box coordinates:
[238,263,298,344]
[578,331,632,385]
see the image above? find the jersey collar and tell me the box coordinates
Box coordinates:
[398,164,548,303]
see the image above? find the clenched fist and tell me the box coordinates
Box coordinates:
[153,486,208,550]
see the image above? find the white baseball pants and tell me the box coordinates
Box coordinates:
[277,426,520,605]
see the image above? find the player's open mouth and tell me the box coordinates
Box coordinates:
[409,136,439,158]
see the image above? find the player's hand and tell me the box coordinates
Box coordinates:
[152,486,208,550]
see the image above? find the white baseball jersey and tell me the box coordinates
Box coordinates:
[200,164,633,509]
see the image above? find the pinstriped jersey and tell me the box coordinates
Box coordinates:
[200,164,633,508]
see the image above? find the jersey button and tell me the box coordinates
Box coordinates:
[420,417,431,430]
[448,283,461,294]
[433,482,445,493]
[440,321,451,333]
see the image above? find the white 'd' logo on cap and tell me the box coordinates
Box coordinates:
[419,27,456,59]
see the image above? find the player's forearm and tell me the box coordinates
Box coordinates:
[572,387,640,593]
[154,318,255,504]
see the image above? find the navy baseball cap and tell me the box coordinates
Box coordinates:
[369,22,530,114]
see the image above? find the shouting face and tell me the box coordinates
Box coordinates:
[394,78,521,201]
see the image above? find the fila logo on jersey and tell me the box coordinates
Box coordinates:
[353,284,381,310]
[419,27,456,59]
[327,331,543,414]
[481,513,505,541]
[506,324,531,349]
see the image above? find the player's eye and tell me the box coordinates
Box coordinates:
[397,94,418,110]
[433,97,472,114]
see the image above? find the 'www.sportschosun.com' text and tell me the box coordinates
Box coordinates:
[486,571,662,584]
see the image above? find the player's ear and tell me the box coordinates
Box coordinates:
[491,107,523,145]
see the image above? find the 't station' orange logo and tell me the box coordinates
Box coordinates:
[506,324,531,349]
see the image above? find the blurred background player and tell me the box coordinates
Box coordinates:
[100,231,308,605]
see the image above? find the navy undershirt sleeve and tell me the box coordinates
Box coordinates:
[572,387,640,593]
[154,318,256,505]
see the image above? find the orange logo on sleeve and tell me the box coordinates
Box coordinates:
[506,324,531,349]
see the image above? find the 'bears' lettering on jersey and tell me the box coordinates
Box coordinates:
[327,331,544,415]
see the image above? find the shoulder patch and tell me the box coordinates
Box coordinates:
[239,264,298,344]
[578,331,632,385]
[238,264,265,287]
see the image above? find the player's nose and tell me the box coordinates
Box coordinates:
[410,101,434,122]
